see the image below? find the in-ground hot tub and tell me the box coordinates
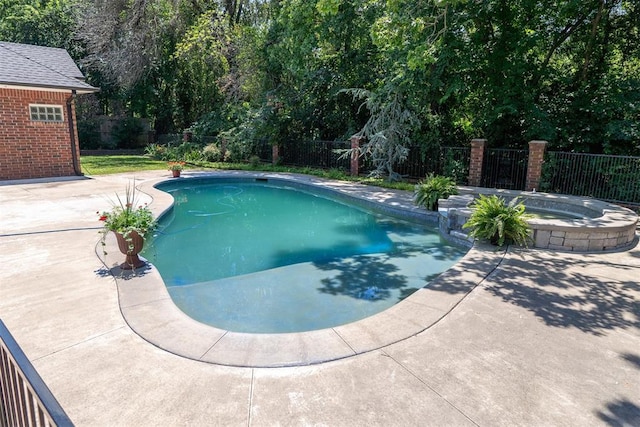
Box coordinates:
[439,188,638,252]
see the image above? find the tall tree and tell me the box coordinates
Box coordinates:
[0,0,77,52]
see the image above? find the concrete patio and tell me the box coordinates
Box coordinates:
[1,170,639,426]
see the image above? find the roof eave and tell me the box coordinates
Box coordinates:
[0,81,100,94]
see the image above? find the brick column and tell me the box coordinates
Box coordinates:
[468,139,486,187]
[526,140,548,191]
[272,144,280,165]
[350,136,363,176]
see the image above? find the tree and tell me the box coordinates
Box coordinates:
[344,86,419,181]
[0,0,77,52]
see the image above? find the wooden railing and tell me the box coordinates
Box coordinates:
[0,319,73,427]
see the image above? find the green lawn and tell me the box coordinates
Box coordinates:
[81,155,168,175]
[80,154,416,192]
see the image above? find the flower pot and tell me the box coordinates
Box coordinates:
[172,170,181,178]
[114,231,145,270]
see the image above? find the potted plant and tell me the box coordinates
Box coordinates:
[413,174,458,211]
[462,194,532,247]
[168,161,185,177]
[97,184,157,269]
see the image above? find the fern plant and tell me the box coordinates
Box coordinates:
[463,195,532,247]
[413,174,458,211]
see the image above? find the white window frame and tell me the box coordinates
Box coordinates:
[29,104,64,122]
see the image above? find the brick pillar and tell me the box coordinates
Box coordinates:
[350,136,363,176]
[526,140,548,191]
[272,144,280,165]
[468,139,486,187]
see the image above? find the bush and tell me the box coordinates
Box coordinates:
[112,117,145,148]
[144,143,166,160]
[203,143,226,162]
[248,155,261,167]
[413,174,458,211]
[78,118,106,149]
[463,195,532,247]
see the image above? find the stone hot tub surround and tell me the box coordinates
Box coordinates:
[439,188,638,252]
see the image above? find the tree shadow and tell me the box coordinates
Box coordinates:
[596,399,640,426]
[621,353,640,370]
[424,245,508,295]
[482,248,640,335]
[309,240,466,302]
[262,233,466,302]
[314,253,408,301]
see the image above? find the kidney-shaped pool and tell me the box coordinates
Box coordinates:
[144,178,467,333]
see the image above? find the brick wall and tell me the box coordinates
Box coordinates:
[0,88,80,180]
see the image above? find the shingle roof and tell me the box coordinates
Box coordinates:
[0,41,98,93]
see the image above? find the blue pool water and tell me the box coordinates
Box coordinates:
[144,178,467,333]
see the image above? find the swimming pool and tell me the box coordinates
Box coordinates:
[145,178,467,333]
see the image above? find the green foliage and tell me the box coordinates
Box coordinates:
[77,117,106,150]
[144,144,164,160]
[143,141,201,162]
[17,0,637,158]
[202,143,227,162]
[249,155,261,167]
[172,11,229,126]
[0,0,77,51]
[442,150,468,185]
[343,86,419,181]
[413,174,458,211]
[112,117,145,149]
[463,195,532,247]
[97,184,157,241]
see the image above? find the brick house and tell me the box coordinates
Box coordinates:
[0,41,98,180]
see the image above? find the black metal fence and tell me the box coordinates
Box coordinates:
[145,136,639,208]
[277,140,471,183]
[0,319,73,427]
[541,152,640,208]
[392,146,471,184]
[279,140,352,171]
[481,148,529,190]
[150,136,471,183]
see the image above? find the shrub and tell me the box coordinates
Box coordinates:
[463,195,532,247]
[413,174,458,211]
[203,143,225,162]
[78,118,105,149]
[112,117,145,148]
[144,143,166,159]
[249,155,261,167]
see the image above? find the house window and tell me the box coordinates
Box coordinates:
[29,104,64,122]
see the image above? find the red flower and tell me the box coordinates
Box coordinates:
[99,215,107,221]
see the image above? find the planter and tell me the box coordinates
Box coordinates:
[172,170,181,178]
[114,231,145,270]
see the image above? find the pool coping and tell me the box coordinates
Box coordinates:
[103,171,504,368]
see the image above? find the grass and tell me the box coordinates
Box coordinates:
[80,155,416,192]
[81,155,169,176]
